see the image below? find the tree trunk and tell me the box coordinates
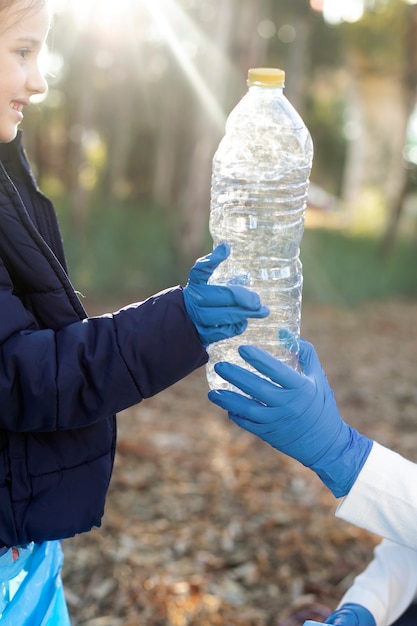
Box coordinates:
[340,52,411,228]
[380,4,417,254]
[175,0,269,266]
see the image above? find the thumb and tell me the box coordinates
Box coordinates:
[188,243,230,285]
[298,339,324,379]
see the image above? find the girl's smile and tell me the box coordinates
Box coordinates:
[10,98,29,121]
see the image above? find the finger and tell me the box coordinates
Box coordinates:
[226,285,264,310]
[213,361,294,406]
[208,389,263,418]
[238,345,304,389]
[228,412,274,435]
[192,284,268,313]
[203,320,248,344]
[188,243,230,284]
[209,390,282,427]
[192,304,268,326]
[298,339,324,377]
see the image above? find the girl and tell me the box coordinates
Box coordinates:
[0,0,269,623]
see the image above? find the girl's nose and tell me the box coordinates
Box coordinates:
[27,64,48,97]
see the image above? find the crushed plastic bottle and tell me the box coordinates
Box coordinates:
[206,67,313,390]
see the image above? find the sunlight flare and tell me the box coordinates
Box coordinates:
[56,0,133,29]
[140,0,227,130]
[51,0,229,130]
[322,0,364,24]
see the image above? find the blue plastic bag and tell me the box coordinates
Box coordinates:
[0,541,71,625]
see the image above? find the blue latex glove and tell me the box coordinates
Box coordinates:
[208,338,373,497]
[326,603,376,626]
[183,243,269,347]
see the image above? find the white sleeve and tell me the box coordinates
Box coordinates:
[336,539,417,626]
[336,442,417,550]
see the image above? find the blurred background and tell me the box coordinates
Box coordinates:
[22,0,417,308]
[24,2,416,623]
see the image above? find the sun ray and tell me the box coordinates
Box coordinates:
[66,0,240,126]
[51,0,244,131]
[140,0,233,130]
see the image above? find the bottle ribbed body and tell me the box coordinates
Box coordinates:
[206,72,313,390]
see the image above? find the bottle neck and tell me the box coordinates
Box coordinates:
[248,85,284,96]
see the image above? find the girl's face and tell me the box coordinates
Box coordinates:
[0,1,49,142]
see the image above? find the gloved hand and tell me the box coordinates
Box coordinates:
[183,243,269,347]
[208,337,373,497]
[325,603,376,626]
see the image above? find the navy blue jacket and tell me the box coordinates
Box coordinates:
[0,133,207,548]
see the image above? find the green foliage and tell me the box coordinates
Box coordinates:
[304,92,347,195]
[55,197,188,302]
[340,0,407,72]
[56,193,417,308]
[307,12,345,69]
[301,228,417,306]
[28,0,417,311]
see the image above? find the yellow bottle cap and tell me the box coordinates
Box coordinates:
[247,68,285,88]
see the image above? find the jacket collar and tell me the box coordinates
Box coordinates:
[0,134,87,328]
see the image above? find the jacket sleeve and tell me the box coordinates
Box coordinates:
[334,539,417,626]
[0,280,207,433]
[336,442,417,550]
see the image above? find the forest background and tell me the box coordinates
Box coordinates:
[22,0,417,307]
[19,1,417,623]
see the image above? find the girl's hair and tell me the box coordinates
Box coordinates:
[0,0,47,32]
[0,0,45,10]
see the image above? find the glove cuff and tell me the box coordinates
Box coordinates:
[327,603,376,626]
[312,427,373,498]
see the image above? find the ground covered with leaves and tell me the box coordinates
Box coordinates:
[62,300,417,626]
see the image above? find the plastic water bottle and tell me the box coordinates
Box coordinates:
[206,68,313,390]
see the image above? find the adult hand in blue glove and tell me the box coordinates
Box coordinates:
[183,243,269,347]
[325,603,376,626]
[208,338,373,497]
